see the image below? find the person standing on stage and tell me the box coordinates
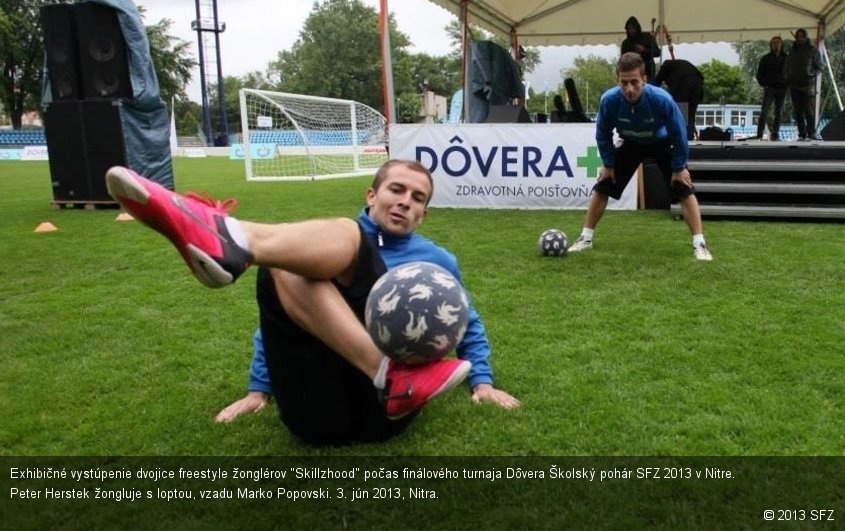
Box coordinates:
[654,59,704,141]
[785,29,823,141]
[755,36,788,141]
[621,16,661,84]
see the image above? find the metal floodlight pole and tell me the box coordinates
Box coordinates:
[193,0,227,146]
[212,0,228,145]
[461,0,469,122]
[544,80,549,116]
[193,0,212,145]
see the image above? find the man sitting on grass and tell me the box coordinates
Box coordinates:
[106,159,520,445]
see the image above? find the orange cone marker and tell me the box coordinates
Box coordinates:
[34,222,58,233]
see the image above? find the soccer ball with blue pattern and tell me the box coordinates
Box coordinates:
[538,229,568,257]
[365,261,469,365]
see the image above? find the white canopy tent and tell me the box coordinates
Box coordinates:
[379,0,845,122]
[425,0,845,46]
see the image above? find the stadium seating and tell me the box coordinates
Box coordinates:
[247,129,379,146]
[0,130,47,146]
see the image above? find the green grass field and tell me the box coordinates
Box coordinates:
[1,158,843,528]
[1,157,843,457]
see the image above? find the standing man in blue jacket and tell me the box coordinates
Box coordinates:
[106,160,520,445]
[568,53,713,261]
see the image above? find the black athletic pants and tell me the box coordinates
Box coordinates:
[594,138,695,202]
[790,86,816,139]
[256,226,416,445]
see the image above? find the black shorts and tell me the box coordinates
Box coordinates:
[256,225,416,445]
[594,138,695,202]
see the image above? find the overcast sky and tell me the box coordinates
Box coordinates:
[137,0,737,101]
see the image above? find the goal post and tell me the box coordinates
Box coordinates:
[239,89,389,181]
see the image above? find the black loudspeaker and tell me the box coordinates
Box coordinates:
[643,162,670,209]
[820,112,845,140]
[72,2,132,99]
[484,105,532,123]
[40,2,132,101]
[699,126,732,141]
[41,4,80,101]
[45,100,127,202]
[563,78,591,122]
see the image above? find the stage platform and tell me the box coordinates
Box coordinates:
[666,139,845,219]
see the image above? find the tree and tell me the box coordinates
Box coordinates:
[522,85,561,118]
[143,16,196,107]
[268,0,411,112]
[562,55,617,116]
[0,1,197,129]
[0,10,10,121]
[0,0,56,128]
[698,60,750,104]
[175,99,201,135]
[443,19,540,75]
[395,52,462,99]
[732,40,768,105]
[809,29,845,118]
[206,74,274,134]
[396,91,422,123]
[734,29,845,118]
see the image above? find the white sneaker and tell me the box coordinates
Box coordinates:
[568,237,593,252]
[693,242,713,261]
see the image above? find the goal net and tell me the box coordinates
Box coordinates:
[239,89,389,181]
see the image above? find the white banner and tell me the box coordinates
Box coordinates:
[390,124,637,210]
[229,143,276,160]
[21,145,49,161]
[0,149,22,161]
[184,147,207,158]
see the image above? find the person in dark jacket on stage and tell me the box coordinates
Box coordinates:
[621,16,661,83]
[755,35,788,141]
[785,29,823,140]
[550,94,567,122]
[654,59,704,140]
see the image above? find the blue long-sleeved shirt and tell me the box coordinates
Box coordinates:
[595,84,689,172]
[247,208,495,393]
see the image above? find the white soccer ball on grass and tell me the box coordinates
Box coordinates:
[538,229,568,257]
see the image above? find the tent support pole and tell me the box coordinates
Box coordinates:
[461,0,470,122]
[820,40,844,111]
[379,0,396,124]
